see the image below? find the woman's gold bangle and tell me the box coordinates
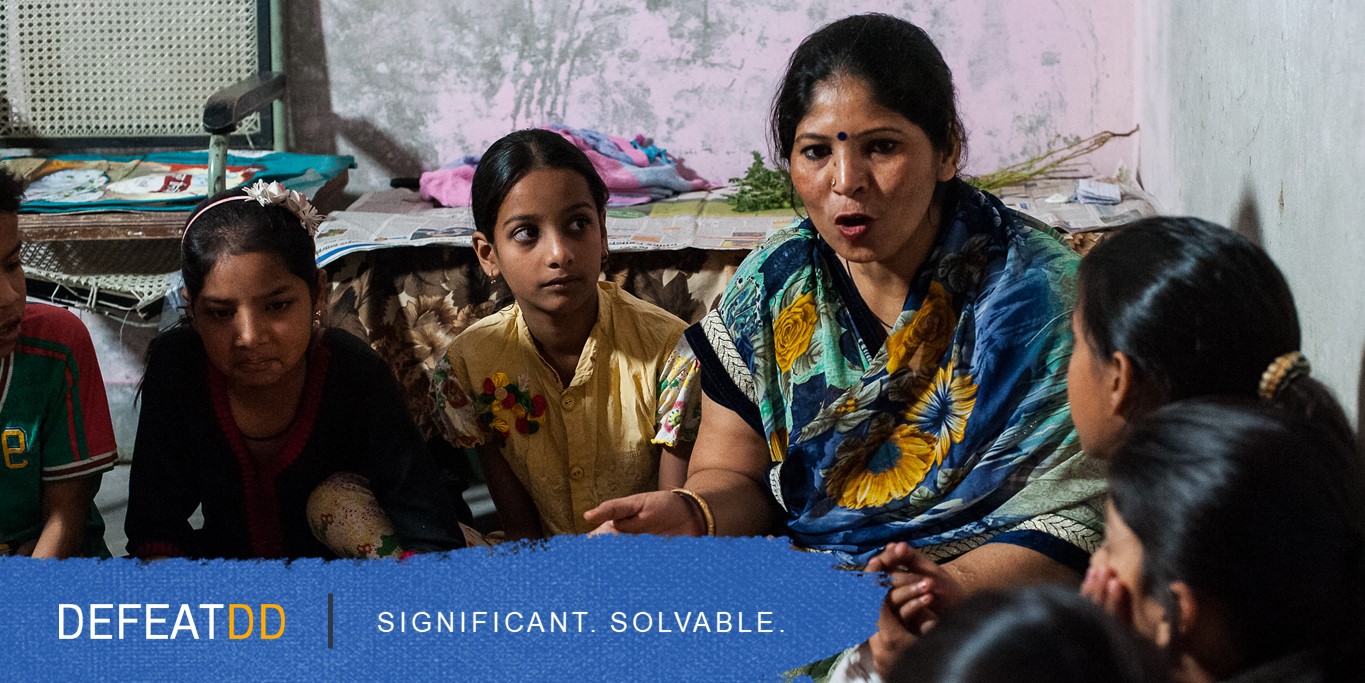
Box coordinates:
[670,488,716,537]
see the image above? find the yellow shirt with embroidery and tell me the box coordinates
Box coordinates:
[431,282,700,536]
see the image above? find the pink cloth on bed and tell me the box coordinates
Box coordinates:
[418,164,476,208]
[419,125,711,208]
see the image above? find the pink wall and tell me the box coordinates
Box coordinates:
[287,0,1136,193]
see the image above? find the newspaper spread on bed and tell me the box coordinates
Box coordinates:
[314,188,796,266]
[994,178,1163,234]
[314,179,1160,266]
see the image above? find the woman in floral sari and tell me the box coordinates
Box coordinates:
[587,13,1104,677]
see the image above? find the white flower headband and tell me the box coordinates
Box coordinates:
[243,180,324,235]
[182,179,324,241]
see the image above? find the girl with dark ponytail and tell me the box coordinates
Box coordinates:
[1067,215,1363,679]
[1066,215,1353,458]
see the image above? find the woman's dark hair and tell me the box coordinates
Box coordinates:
[470,128,609,241]
[889,584,1169,683]
[180,186,320,302]
[1078,215,1352,438]
[1109,398,1365,678]
[770,13,966,170]
[0,167,27,213]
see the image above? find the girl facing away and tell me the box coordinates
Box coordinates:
[1061,215,1363,681]
[865,215,1357,678]
[430,128,701,540]
[1064,215,1352,459]
[125,181,466,559]
[1097,399,1364,682]
[889,584,1170,683]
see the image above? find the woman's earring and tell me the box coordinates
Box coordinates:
[312,310,322,330]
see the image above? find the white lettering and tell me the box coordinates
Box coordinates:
[200,604,223,640]
[171,604,200,640]
[118,603,141,639]
[145,604,169,640]
[89,604,112,640]
[58,604,82,639]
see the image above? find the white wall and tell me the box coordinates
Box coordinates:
[285,0,1137,194]
[1137,1,1365,428]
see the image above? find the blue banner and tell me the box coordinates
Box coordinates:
[4,536,884,681]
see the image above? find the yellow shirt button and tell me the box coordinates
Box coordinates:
[569,466,585,480]
[562,395,575,411]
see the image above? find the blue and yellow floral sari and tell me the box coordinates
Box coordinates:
[686,180,1104,569]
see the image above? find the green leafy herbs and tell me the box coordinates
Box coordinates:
[725,127,1136,211]
[727,152,802,213]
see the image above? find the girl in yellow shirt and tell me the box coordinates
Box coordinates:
[431,129,700,539]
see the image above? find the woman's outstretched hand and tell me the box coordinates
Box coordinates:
[584,491,704,536]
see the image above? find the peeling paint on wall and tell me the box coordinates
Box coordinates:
[285,0,1136,193]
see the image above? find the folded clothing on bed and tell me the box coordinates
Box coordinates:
[4,151,355,213]
[419,124,712,208]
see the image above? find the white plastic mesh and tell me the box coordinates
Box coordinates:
[1,0,263,140]
[20,239,179,324]
[25,267,173,323]
[19,239,181,276]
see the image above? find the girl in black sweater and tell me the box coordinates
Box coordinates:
[126,181,465,560]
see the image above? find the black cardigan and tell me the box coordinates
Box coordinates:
[125,327,465,559]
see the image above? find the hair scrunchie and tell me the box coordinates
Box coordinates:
[1258,351,1311,400]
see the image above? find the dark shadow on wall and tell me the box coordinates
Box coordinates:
[335,116,426,182]
[282,0,339,155]
[283,0,426,193]
[1357,342,1364,449]
[1233,184,1264,248]
[1235,185,1364,441]
[1238,184,1364,444]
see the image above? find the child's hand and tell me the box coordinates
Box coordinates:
[587,520,620,536]
[584,491,704,536]
[863,542,961,678]
[867,542,967,622]
[1081,546,1133,625]
[868,595,935,678]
